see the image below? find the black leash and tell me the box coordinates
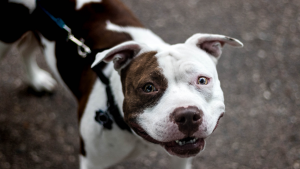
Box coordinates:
[36,0,131,133]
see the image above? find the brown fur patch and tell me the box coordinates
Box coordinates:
[121,52,168,123]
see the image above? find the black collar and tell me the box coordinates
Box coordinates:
[92,61,132,133]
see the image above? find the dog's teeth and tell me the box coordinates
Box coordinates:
[179,141,185,146]
[176,141,185,146]
[175,138,199,146]
[189,139,194,144]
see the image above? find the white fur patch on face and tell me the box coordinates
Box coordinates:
[76,0,102,10]
[137,43,225,142]
[8,0,36,13]
[105,21,170,51]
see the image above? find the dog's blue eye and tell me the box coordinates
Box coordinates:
[198,77,208,85]
[143,84,156,93]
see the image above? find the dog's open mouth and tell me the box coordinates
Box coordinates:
[162,137,205,157]
[129,122,205,157]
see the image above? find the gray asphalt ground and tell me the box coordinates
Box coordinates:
[1,0,300,169]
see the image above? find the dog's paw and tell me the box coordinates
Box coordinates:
[28,69,57,93]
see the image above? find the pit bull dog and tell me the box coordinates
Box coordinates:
[0,0,243,168]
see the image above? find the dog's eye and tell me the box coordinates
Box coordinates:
[143,84,156,93]
[198,77,208,85]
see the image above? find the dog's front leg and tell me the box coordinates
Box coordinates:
[169,156,192,169]
[18,31,56,92]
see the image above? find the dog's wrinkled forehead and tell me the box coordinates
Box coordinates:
[155,44,218,79]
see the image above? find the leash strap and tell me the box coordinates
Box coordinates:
[36,0,91,57]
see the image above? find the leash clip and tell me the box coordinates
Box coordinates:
[64,26,91,58]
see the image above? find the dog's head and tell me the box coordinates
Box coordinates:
[92,33,243,158]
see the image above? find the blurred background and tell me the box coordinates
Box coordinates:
[0,0,300,168]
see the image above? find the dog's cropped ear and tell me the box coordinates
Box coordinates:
[185,33,243,63]
[91,41,144,71]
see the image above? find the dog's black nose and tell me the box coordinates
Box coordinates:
[171,106,203,136]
